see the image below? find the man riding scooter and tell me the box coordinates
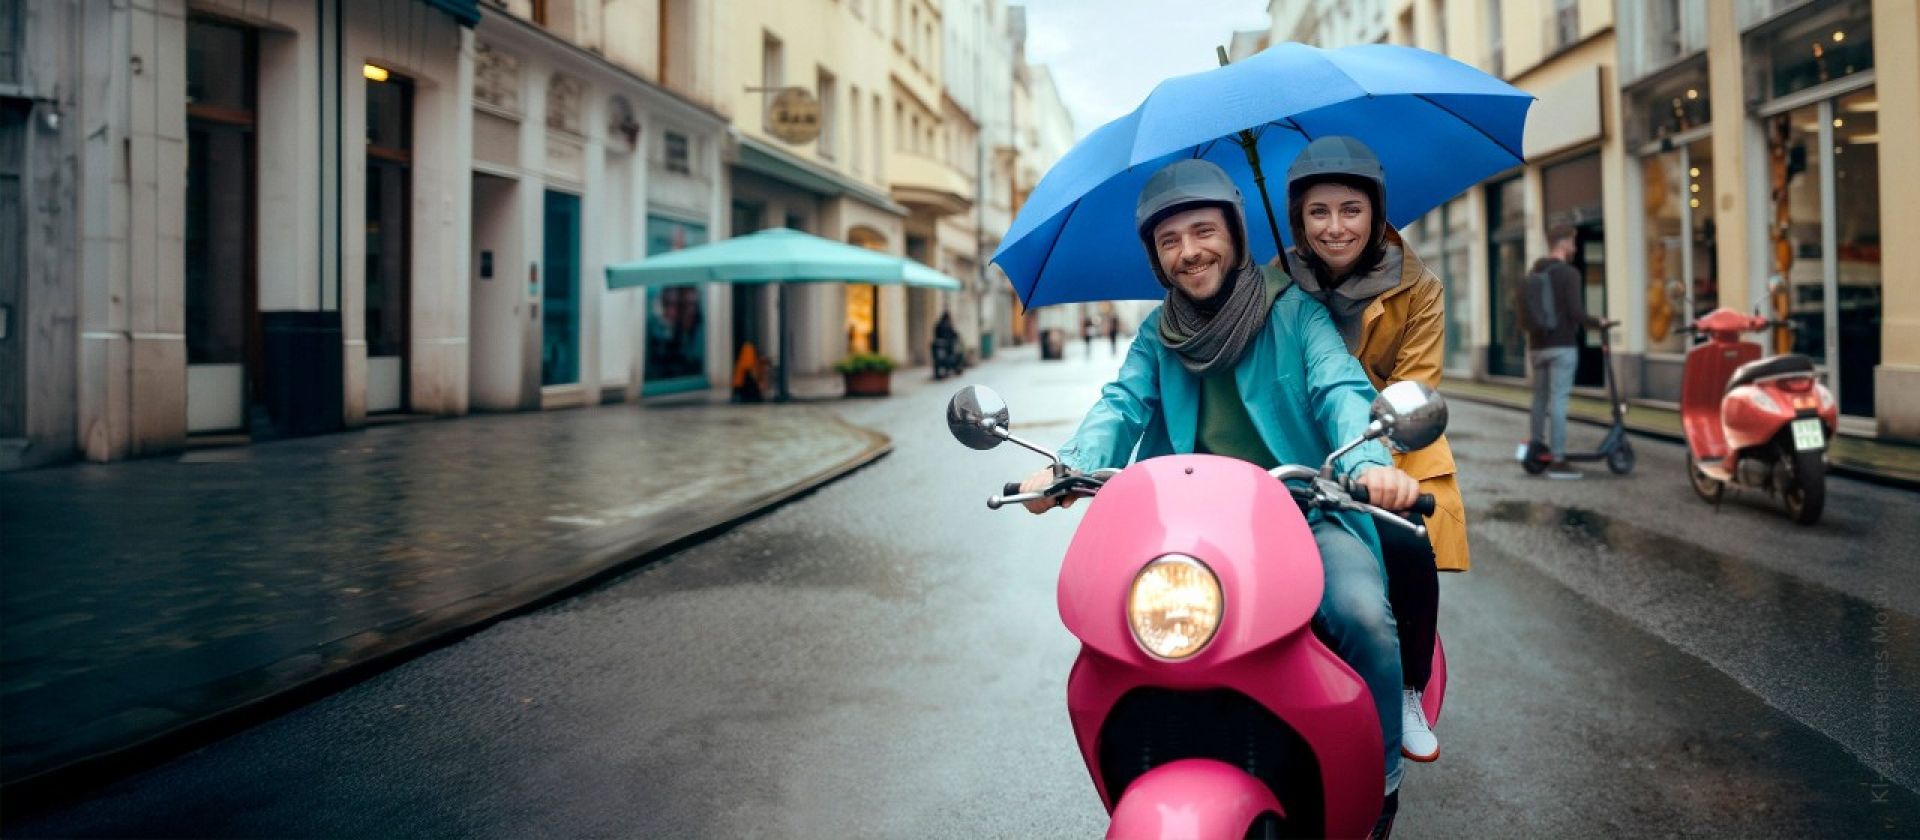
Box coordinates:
[1018,159,1419,837]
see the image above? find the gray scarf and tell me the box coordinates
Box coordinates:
[1287,243,1404,351]
[1157,261,1284,376]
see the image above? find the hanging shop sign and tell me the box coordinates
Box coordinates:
[767,87,823,145]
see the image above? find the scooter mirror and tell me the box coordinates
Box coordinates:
[1372,381,1448,452]
[947,385,1011,451]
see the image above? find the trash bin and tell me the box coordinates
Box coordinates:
[1041,328,1065,361]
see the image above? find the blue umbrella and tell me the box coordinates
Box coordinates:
[994,42,1534,308]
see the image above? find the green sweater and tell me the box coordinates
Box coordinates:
[1197,372,1279,470]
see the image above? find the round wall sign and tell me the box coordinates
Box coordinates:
[767,87,823,145]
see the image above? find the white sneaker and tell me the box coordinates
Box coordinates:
[1401,688,1439,762]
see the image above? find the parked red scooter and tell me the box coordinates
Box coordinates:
[1680,308,1838,524]
[948,381,1449,839]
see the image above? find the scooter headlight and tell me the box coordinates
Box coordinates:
[1127,554,1222,660]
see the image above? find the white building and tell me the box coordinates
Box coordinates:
[7,0,478,467]
[0,0,738,468]
[467,8,729,406]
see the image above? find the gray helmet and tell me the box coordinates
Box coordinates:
[1284,135,1385,197]
[1284,136,1389,274]
[1135,160,1250,286]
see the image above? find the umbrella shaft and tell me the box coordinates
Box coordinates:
[1236,132,1287,256]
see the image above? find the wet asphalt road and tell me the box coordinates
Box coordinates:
[13,345,1920,839]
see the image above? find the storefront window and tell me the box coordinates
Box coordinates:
[1769,102,1823,359]
[1638,71,1710,144]
[185,19,255,369]
[1831,87,1880,416]
[1766,85,1880,416]
[1640,137,1716,354]
[643,217,709,393]
[846,227,888,353]
[1486,176,1527,378]
[1766,4,1872,100]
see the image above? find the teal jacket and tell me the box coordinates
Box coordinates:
[1057,285,1394,549]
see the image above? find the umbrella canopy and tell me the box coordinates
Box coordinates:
[993,42,1534,308]
[605,227,961,290]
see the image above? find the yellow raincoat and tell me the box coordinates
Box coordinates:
[1347,229,1471,572]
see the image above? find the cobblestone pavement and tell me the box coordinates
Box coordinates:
[0,397,889,791]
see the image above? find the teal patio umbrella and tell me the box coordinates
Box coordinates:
[605,227,963,400]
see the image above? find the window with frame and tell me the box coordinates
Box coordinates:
[817,68,837,160]
[762,32,783,134]
[873,93,885,179]
[850,84,864,175]
[1486,0,1504,77]
[665,131,691,174]
[1761,3,1873,101]
[1552,0,1579,50]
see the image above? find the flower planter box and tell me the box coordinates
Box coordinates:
[843,370,892,397]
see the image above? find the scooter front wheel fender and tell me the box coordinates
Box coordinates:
[1105,758,1283,840]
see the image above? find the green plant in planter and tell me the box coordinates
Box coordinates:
[833,352,897,375]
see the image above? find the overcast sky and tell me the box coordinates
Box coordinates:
[1020,0,1272,140]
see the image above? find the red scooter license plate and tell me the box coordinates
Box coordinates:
[1791,417,1825,451]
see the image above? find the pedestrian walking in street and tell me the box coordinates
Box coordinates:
[1082,315,1096,357]
[1018,158,1419,829]
[1106,313,1121,356]
[1282,135,1471,767]
[1521,224,1614,479]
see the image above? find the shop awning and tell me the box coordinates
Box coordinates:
[605,227,961,290]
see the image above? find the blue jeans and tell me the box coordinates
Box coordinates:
[1529,346,1579,458]
[1312,517,1404,794]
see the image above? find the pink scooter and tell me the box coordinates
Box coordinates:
[947,382,1450,839]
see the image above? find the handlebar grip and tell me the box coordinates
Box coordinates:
[1347,484,1437,516]
[1412,493,1436,516]
[1004,482,1024,497]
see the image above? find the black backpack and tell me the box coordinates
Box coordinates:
[1516,263,1558,334]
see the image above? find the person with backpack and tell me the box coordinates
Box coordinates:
[1524,224,1614,479]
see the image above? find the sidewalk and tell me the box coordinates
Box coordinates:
[0,392,891,803]
[1444,379,1920,488]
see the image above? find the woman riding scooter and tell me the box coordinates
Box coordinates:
[1282,136,1472,767]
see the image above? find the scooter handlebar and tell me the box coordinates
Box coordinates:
[1346,484,1437,517]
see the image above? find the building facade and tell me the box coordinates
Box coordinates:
[2,0,482,471]
[3,0,1059,468]
[468,3,728,406]
[1267,0,1920,440]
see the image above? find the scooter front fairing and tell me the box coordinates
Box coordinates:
[1057,454,1389,839]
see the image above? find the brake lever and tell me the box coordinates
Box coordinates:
[1345,499,1428,539]
[987,474,1107,511]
